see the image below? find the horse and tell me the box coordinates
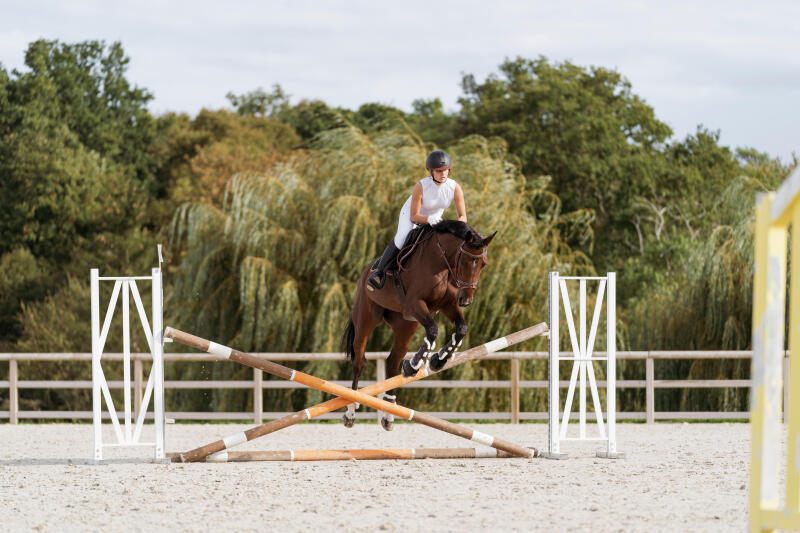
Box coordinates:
[341,220,495,430]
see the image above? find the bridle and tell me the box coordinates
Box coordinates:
[434,233,486,290]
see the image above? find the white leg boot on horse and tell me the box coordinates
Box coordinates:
[378,392,396,431]
[343,401,360,428]
[342,313,377,429]
[429,308,468,372]
[403,315,438,377]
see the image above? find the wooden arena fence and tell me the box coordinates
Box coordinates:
[0,350,771,424]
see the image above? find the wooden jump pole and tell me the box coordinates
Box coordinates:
[165,324,547,462]
[169,323,547,463]
[168,447,524,462]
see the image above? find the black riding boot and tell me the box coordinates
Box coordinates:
[368,242,400,290]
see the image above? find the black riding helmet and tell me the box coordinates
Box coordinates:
[426,150,452,170]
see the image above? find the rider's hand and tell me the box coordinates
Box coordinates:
[427,214,442,226]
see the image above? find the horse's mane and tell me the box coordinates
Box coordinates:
[395,220,486,271]
[431,220,484,249]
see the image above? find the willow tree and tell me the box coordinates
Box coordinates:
[624,150,792,414]
[169,119,593,414]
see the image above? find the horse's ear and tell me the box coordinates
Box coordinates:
[482,231,497,247]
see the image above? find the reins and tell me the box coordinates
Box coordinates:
[394,226,486,291]
[396,228,434,272]
[434,233,486,289]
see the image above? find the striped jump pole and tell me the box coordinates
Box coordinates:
[165,325,547,462]
[169,323,547,463]
[169,447,524,462]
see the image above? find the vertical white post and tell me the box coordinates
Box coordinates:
[376,357,386,383]
[122,281,132,441]
[646,358,655,424]
[510,358,520,424]
[134,358,143,418]
[9,359,18,424]
[253,369,263,424]
[606,272,617,455]
[376,357,386,422]
[91,269,103,462]
[579,279,587,439]
[545,272,567,458]
[152,268,166,461]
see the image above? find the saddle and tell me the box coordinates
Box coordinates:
[385,225,436,301]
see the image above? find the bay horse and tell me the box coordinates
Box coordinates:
[341,220,495,430]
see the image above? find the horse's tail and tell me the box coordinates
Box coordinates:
[342,317,356,362]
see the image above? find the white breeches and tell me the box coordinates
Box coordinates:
[394,202,418,248]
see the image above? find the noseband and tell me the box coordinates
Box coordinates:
[434,234,486,290]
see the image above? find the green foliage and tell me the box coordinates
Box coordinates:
[0,39,156,186]
[168,118,590,412]
[3,40,794,419]
[0,120,142,261]
[0,39,159,347]
[0,248,50,346]
[226,84,289,117]
[152,109,300,206]
[623,154,791,413]
[278,99,349,141]
[406,97,461,147]
[339,102,407,134]
[458,56,676,270]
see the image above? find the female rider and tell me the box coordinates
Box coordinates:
[367,150,467,290]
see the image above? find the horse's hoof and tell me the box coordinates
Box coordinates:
[402,360,418,377]
[429,353,447,372]
[380,417,394,431]
[342,414,355,428]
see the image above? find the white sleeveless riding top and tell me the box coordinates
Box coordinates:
[393,176,458,248]
[405,176,457,218]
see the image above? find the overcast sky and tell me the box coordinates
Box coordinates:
[1,1,798,162]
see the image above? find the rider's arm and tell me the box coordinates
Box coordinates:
[454,184,467,222]
[409,182,432,224]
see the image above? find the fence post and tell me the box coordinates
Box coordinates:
[510,358,520,423]
[134,357,143,418]
[9,358,18,424]
[376,356,386,422]
[646,356,655,424]
[253,369,263,424]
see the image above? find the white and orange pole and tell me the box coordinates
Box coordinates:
[165,324,547,462]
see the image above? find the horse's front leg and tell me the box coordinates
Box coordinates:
[429,305,467,372]
[402,303,438,377]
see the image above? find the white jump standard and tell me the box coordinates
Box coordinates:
[91,264,166,463]
[543,271,624,459]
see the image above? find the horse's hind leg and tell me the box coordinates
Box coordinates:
[343,294,382,428]
[343,336,366,428]
[379,312,418,431]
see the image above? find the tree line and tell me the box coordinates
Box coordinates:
[0,39,794,417]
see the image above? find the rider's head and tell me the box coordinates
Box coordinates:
[426,150,452,184]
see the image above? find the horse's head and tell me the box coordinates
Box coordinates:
[452,229,496,307]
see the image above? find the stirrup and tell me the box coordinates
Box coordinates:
[367,271,385,290]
